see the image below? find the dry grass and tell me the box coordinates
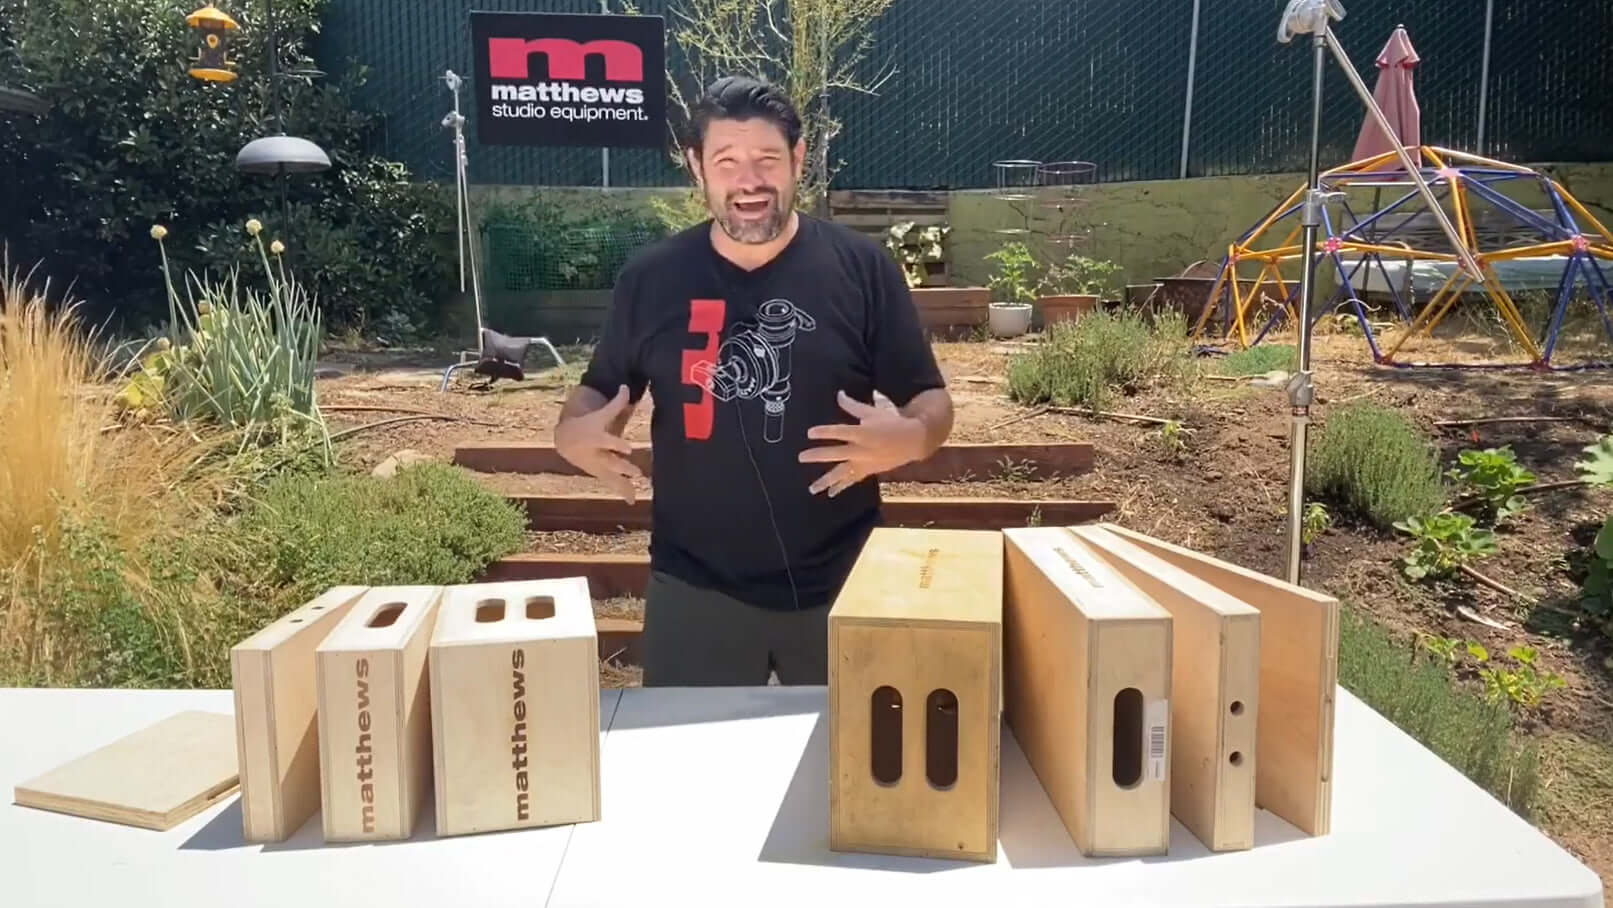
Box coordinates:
[0,264,223,680]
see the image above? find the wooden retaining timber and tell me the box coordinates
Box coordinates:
[509,493,1115,533]
[454,441,1096,483]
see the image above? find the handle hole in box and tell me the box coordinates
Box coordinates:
[475,599,506,623]
[871,685,902,786]
[525,596,555,620]
[1229,751,1243,766]
[1229,700,1244,716]
[926,688,958,790]
[1112,687,1144,789]
[368,603,406,628]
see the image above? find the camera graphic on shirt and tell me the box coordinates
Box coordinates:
[689,298,817,444]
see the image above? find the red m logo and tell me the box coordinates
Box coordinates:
[487,37,644,82]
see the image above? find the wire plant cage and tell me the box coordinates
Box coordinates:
[1036,160,1098,248]
[991,159,1041,235]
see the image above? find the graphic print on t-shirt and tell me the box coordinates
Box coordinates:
[685,298,817,444]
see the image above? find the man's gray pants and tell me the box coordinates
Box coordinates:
[640,570,829,687]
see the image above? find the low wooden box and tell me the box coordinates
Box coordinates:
[1070,525,1260,852]
[1098,523,1340,836]
[429,578,601,837]
[828,527,1003,863]
[315,586,443,842]
[1001,526,1173,857]
[230,585,369,843]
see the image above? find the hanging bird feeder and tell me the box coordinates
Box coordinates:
[186,5,241,83]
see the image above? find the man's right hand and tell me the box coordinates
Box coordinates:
[554,384,644,504]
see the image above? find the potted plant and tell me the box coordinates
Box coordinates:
[885,221,987,335]
[1036,253,1123,327]
[984,241,1036,338]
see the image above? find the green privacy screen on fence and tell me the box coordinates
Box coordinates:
[316,0,1613,189]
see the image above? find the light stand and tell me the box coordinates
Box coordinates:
[438,69,564,391]
[1275,0,1481,585]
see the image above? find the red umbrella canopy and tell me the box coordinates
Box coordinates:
[1352,25,1422,166]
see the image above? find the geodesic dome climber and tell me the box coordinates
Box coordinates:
[1190,146,1613,370]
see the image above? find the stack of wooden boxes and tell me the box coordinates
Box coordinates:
[228,577,602,844]
[826,522,1339,862]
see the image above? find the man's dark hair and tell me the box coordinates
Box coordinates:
[684,75,803,157]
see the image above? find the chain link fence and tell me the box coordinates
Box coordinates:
[317,0,1613,189]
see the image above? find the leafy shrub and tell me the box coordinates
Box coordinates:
[0,0,456,334]
[1214,344,1298,376]
[1006,310,1199,410]
[1447,445,1536,524]
[1575,435,1613,639]
[225,462,527,607]
[1393,512,1498,581]
[1305,401,1446,529]
[2,462,529,688]
[1338,607,1539,817]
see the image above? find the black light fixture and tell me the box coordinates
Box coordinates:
[229,0,329,222]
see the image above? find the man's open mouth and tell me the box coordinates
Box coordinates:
[732,197,772,216]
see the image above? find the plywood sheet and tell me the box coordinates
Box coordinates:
[13,710,238,831]
[1095,523,1339,836]
[230,585,369,842]
[1069,525,1260,852]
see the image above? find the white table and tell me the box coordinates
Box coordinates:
[1,686,1602,908]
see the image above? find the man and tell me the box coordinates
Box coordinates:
[553,75,953,686]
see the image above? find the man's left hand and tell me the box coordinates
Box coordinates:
[800,391,927,497]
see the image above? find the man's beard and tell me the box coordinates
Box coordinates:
[709,186,792,244]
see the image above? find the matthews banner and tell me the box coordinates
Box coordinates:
[470,10,666,148]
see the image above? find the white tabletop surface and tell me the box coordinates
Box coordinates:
[1,687,620,908]
[1,685,1602,908]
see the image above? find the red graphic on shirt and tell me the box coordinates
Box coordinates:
[680,299,725,440]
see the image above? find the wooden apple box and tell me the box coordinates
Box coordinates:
[315,586,444,842]
[1097,523,1340,836]
[828,527,1003,864]
[1001,526,1173,858]
[428,578,601,837]
[1069,525,1261,852]
[231,585,370,843]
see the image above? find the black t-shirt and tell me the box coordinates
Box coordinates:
[578,213,947,610]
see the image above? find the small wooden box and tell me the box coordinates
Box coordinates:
[429,578,601,837]
[1070,524,1261,852]
[1098,523,1340,836]
[1001,526,1173,857]
[828,527,1003,863]
[315,586,443,842]
[231,585,369,842]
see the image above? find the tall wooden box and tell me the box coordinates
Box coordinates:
[828,527,1003,863]
[1001,526,1173,857]
[429,577,601,837]
[1069,524,1261,852]
[1098,523,1340,836]
[231,585,369,842]
[315,586,443,842]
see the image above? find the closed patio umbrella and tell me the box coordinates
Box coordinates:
[1351,24,1421,165]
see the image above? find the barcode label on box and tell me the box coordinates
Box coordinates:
[1146,698,1167,782]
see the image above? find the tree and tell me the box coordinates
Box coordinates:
[625,0,899,217]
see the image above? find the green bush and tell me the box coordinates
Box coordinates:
[0,0,456,335]
[1214,344,1297,376]
[1337,607,1539,817]
[1006,310,1199,410]
[0,462,528,689]
[226,462,528,606]
[1305,401,1446,529]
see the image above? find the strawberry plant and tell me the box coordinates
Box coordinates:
[1447,445,1536,524]
[1392,512,1498,581]
[1477,646,1568,711]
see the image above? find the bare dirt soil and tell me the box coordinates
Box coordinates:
[318,326,1613,883]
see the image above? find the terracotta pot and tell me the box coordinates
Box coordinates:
[1036,293,1099,327]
